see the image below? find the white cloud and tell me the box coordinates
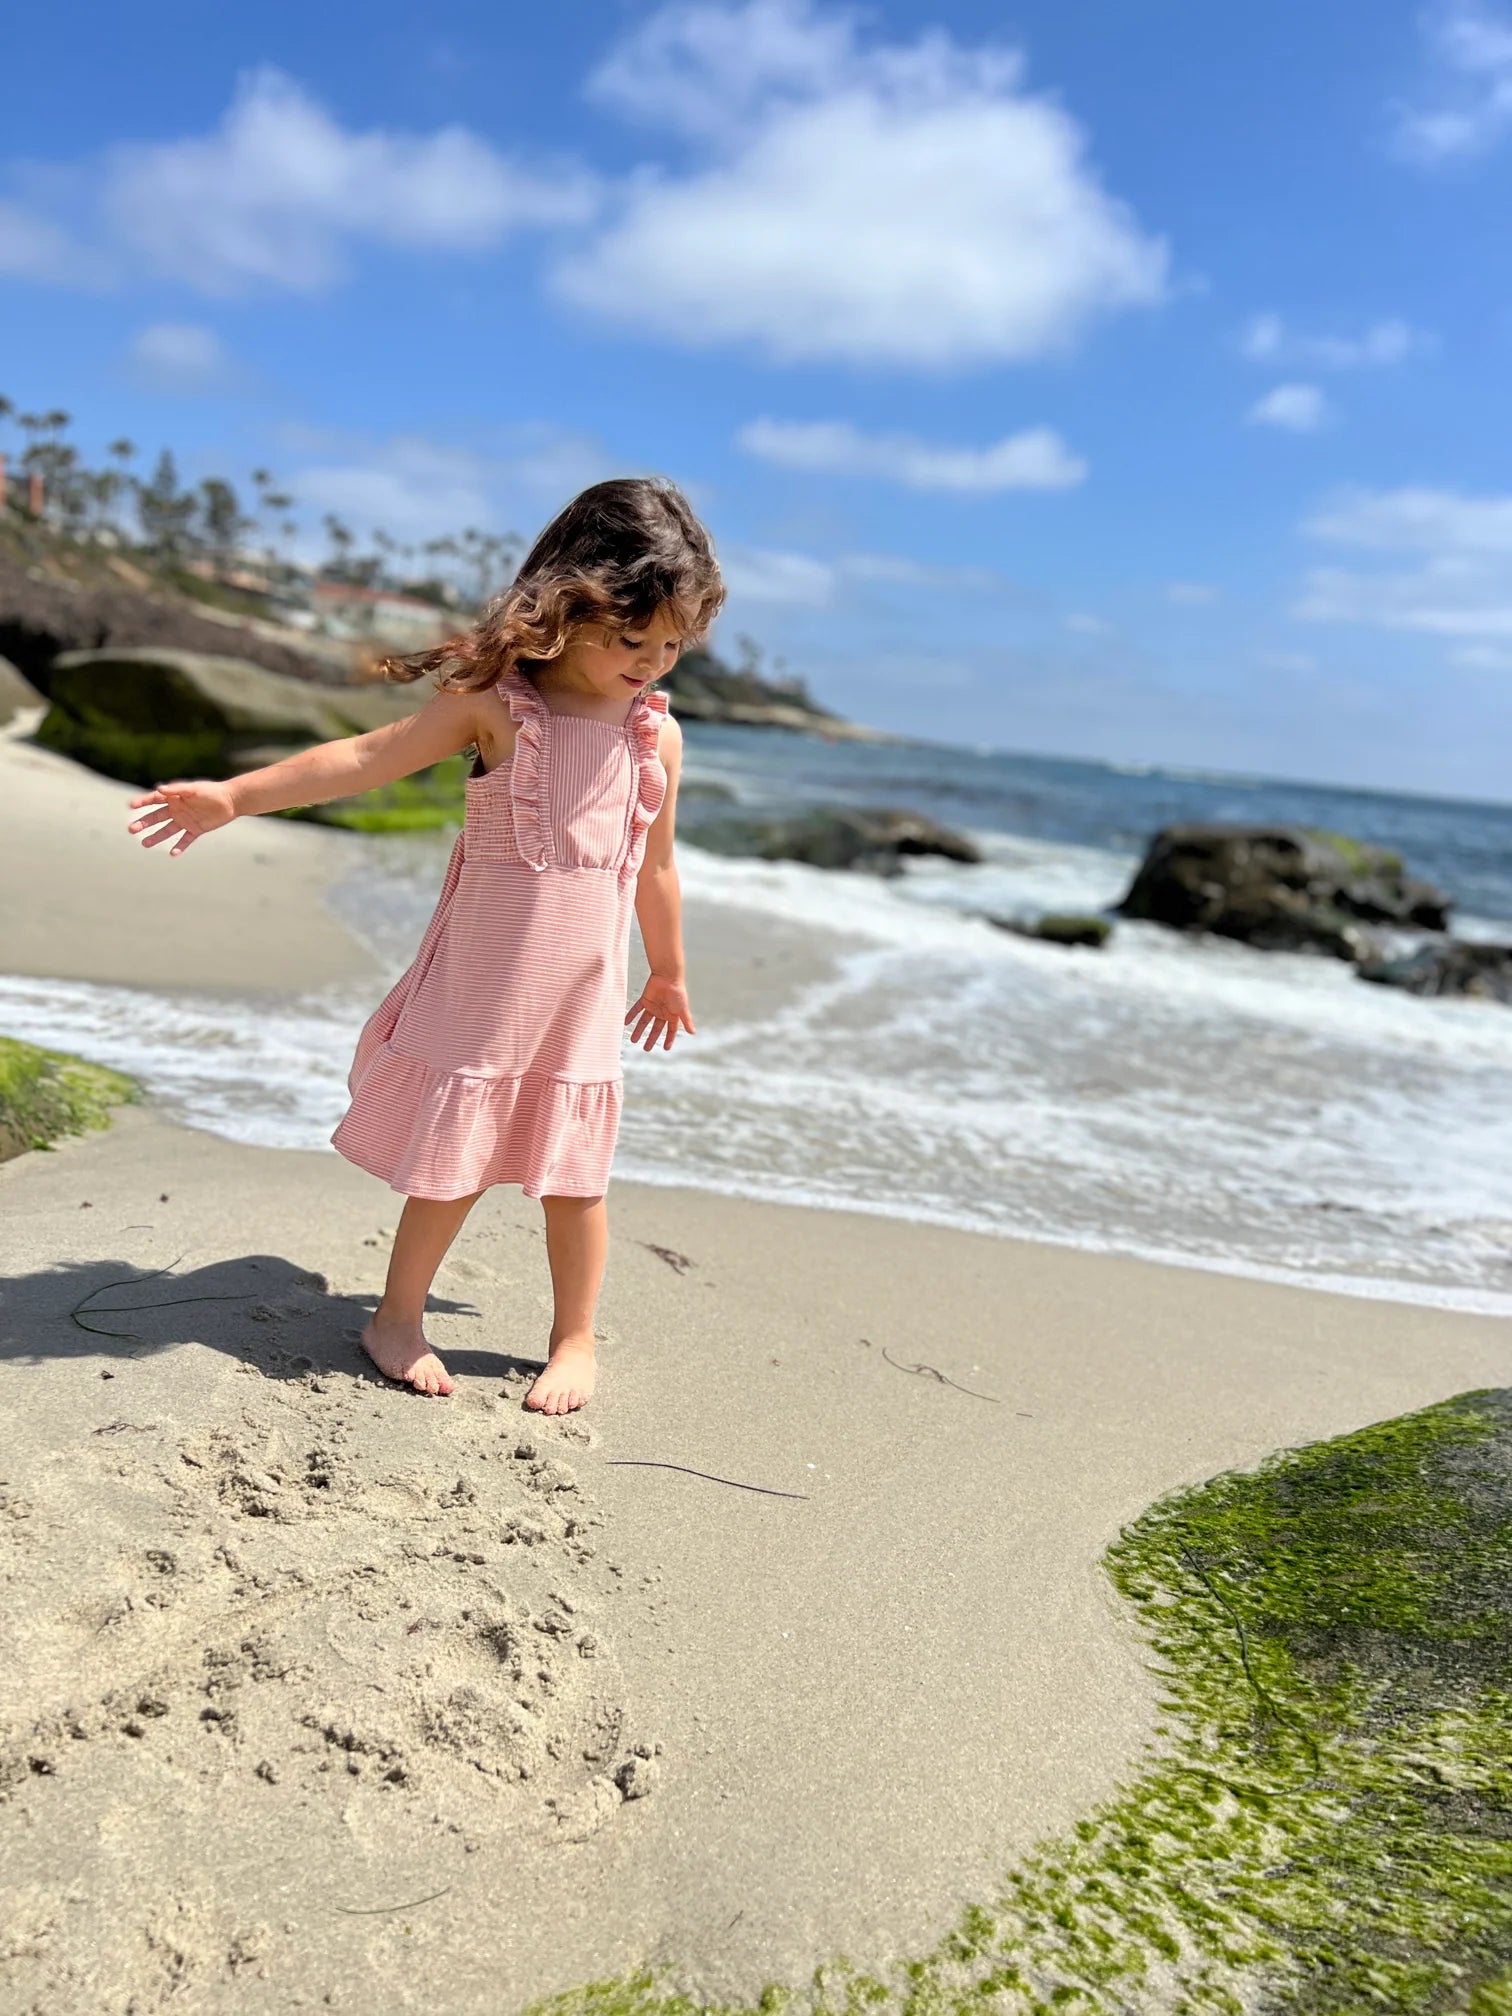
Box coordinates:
[721,541,1009,605]
[1452,642,1512,668]
[293,438,498,546]
[1064,612,1110,635]
[108,68,597,291]
[585,0,858,139]
[555,0,1168,368]
[1239,312,1428,369]
[1165,581,1219,604]
[721,545,839,604]
[1305,485,1512,553]
[277,424,620,551]
[736,416,1086,491]
[126,322,239,391]
[1296,483,1512,637]
[0,197,89,283]
[1247,383,1331,432]
[0,68,597,296]
[837,552,1003,592]
[1394,1,1512,161]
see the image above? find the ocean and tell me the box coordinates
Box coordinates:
[5,723,1510,1311]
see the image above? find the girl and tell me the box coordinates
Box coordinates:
[127,477,725,1414]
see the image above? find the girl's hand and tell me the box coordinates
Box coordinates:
[625,975,696,1052]
[126,780,239,856]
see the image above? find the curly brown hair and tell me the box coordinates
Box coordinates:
[380,476,725,692]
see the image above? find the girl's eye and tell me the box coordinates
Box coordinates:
[622,636,644,650]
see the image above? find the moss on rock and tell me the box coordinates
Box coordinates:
[1305,827,1405,878]
[0,1036,138,1161]
[521,1390,1512,2016]
[288,755,469,833]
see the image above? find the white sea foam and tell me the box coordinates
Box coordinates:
[6,827,1510,1313]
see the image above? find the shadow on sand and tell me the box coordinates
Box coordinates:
[0,1253,548,1389]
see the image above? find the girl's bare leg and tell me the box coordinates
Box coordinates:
[525,1193,607,1414]
[363,1190,483,1396]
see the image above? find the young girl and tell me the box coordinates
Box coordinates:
[126,477,725,1415]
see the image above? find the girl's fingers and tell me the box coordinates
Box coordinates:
[130,809,175,835]
[141,823,184,849]
[128,793,164,811]
[171,833,199,856]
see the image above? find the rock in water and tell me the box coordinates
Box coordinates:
[34,646,424,788]
[1359,941,1512,1005]
[691,805,981,876]
[989,912,1112,948]
[1116,823,1451,961]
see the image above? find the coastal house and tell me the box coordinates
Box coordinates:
[309,581,453,648]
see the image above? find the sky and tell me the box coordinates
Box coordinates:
[3,0,1512,800]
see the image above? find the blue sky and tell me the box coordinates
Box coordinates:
[4,0,1512,798]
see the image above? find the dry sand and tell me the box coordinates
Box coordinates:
[0,716,376,990]
[2,722,1511,2013]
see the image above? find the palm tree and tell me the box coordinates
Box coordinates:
[137,448,197,558]
[199,477,249,568]
[322,512,355,580]
[248,469,294,571]
[458,527,522,609]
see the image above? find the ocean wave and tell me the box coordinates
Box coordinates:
[6,825,1508,1315]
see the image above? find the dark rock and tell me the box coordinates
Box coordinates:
[1117,823,1451,962]
[677,778,738,802]
[664,647,884,740]
[990,912,1112,948]
[0,653,43,724]
[35,647,423,789]
[0,548,344,695]
[1358,941,1512,1005]
[693,805,981,875]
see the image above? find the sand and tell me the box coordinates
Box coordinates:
[3,722,1511,2013]
[0,715,376,990]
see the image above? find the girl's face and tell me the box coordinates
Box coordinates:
[559,605,683,700]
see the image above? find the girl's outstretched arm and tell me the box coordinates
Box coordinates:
[126,688,486,856]
[626,715,695,1051]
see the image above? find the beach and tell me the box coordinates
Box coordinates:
[3,722,1511,2011]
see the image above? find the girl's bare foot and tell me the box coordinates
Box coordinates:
[361,1314,454,1396]
[524,1337,597,1414]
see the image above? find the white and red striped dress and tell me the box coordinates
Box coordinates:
[331,668,669,1201]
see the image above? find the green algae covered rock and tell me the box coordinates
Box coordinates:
[522,1389,1512,2016]
[0,1037,138,1162]
[33,646,463,831]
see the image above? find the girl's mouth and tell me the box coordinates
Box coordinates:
[621,674,648,688]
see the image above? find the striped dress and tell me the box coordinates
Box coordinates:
[331,668,669,1201]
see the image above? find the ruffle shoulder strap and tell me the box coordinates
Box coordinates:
[620,686,672,885]
[500,669,551,871]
